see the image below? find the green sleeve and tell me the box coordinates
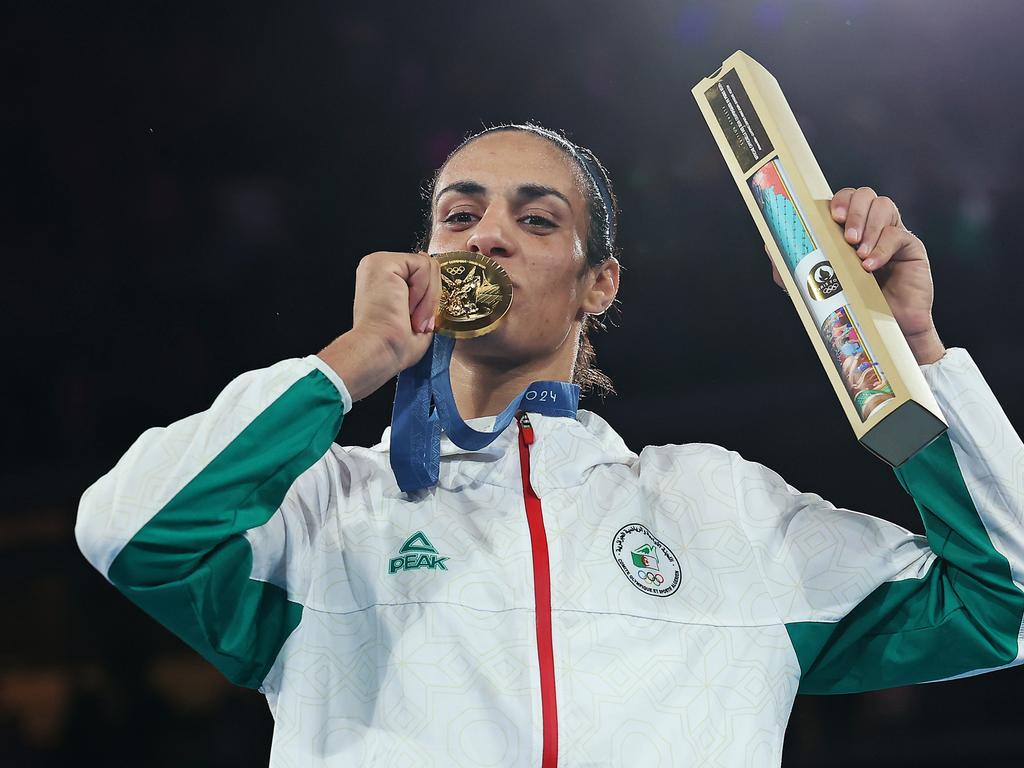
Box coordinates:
[786,432,1024,694]
[101,366,345,688]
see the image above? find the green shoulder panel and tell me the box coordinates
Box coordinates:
[109,368,344,688]
[786,432,1024,695]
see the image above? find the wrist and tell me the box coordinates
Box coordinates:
[317,329,402,403]
[906,326,946,366]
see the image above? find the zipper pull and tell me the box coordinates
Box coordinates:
[517,411,535,445]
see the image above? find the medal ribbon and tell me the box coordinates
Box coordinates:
[390,334,580,492]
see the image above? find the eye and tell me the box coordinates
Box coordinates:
[441,211,478,226]
[520,214,556,229]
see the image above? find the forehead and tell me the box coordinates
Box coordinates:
[437,131,584,203]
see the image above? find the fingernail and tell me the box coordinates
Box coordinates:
[427,316,435,332]
[835,207,846,220]
[846,227,859,240]
[863,258,875,270]
[418,318,430,334]
[858,244,870,255]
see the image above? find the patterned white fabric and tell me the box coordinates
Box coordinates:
[78,347,1024,766]
[253,347,1024,766]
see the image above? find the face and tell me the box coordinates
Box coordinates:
[428,130,615,366]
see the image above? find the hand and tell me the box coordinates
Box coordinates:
[351,251,442,369]
[766,188,946,365]
[830,187,944,364]
[318,251,442,401]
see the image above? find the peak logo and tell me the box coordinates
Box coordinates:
[388,531,450,574]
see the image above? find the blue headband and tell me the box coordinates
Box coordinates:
[575,150,617,249]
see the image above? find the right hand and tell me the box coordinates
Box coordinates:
[352,251,442,370]
[318,251,442,402]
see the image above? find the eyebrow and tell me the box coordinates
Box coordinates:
[434,180,573,211]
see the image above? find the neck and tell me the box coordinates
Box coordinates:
[449,335,577,420]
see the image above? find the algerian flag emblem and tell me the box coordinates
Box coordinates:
[611,523,681,597]
[631,543,659,571]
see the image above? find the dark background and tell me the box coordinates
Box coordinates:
[5,1,1023,765]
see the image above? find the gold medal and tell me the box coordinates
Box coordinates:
[432,251,513,339]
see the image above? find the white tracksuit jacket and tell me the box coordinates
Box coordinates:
[76,346,1024,767]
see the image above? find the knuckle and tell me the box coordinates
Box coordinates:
[358,251,385,270]
[859,186,877,197]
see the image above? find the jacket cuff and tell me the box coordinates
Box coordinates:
[305,355,354,415]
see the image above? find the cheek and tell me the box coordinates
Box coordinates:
[426,229,456,254]
[520,271,583,326]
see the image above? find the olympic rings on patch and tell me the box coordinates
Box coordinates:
[636,570,665,585]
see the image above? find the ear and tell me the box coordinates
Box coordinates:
[580,257,620,315]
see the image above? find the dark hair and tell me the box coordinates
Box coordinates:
[417,122,622,398]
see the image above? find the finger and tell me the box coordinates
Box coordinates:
[860,224,906,272]
[409,253,438,331]
[765,247,785,289]
[830,188,856,224]
[406,252,434,332]
[842,187,877,245]
[856,196,900,258]
[419,254,442,332]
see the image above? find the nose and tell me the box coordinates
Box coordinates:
[466,208,513,260]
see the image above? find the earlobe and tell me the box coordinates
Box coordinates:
[583,293,614,316]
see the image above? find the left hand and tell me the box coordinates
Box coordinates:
[767,186,946,364]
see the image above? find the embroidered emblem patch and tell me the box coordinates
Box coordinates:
[612,523,681,597]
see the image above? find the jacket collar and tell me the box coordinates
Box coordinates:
[371,409,636,493]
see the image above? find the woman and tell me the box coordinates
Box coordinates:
[76,123,1024,767]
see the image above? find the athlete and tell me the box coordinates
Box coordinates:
[76,123,1024,767]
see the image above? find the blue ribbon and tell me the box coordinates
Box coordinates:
[390,334,580,492]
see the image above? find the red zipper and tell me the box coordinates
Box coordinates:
[517,411,558,768]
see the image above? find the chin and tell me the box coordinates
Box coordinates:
[458,325,513,357]
[456,322,534,367]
